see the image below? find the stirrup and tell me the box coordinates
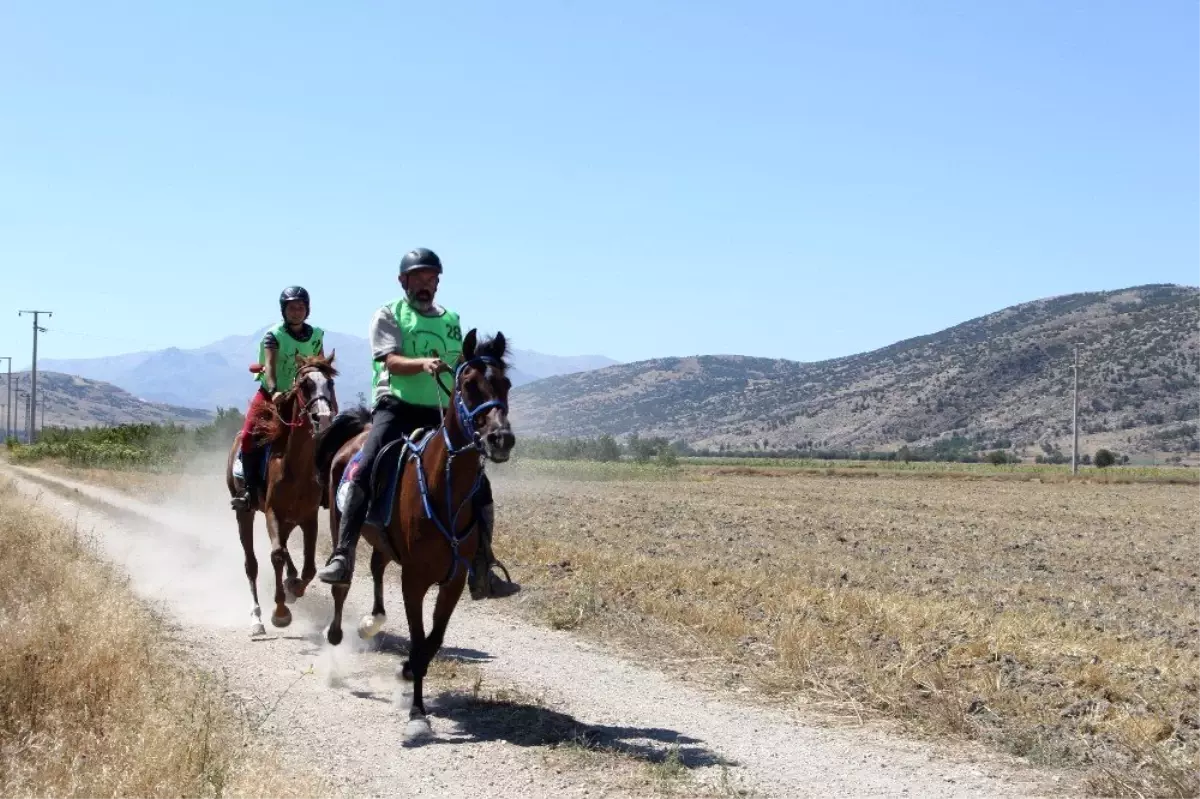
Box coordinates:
[470,559,519,600]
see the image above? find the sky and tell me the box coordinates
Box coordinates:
[1,1,1197,369]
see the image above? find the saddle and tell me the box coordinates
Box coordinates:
[337,428,435,528]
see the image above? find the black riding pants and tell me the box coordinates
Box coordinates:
[351,396,493,506]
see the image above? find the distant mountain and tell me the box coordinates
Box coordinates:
[510,284,1200,457]
[3,371,213,432]
[39,329,618,412]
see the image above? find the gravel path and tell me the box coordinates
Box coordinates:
[4,464,1064,798]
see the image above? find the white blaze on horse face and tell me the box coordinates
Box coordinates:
[304,372,336,432]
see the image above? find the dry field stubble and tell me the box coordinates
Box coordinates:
[490,463,1200,797]
[0,478,326,798]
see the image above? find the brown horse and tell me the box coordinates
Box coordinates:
[225,352,339,636]
[314,330,514,742]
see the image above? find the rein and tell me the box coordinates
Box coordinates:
[411,356,507,584]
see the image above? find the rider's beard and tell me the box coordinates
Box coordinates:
[408,289,434,311]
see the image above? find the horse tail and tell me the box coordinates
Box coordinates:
[315,406,371,488]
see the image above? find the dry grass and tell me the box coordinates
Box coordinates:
[0,478,327,798]
[491,463,1200,798]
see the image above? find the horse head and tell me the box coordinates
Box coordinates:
[292,351,339,434]
[450,330,515,463]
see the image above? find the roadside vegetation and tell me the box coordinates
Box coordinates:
[0,478,325,797]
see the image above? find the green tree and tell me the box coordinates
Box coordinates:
[595,434,620,462]
[1094,449,1116,468]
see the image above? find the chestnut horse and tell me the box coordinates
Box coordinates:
[225,352,339,636]
[314,330,514,742]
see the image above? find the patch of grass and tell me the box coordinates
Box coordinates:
[492,464,1200,796]
[0,478,325,798]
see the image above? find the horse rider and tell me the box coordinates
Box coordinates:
[316,247,519,600]
[230,286,325,511]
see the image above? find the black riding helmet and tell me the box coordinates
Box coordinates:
[279,286,310,318]
[399,247,443,276]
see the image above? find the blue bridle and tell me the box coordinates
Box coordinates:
[411,356,508,584]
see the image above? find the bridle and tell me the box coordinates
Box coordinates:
[279,364,336,430]
[434,356,508,454]
[414,355,509,584]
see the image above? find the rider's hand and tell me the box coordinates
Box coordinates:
[422,358,448,376]
[270,391,283,402]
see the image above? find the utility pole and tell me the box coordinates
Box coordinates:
[14,391,24,443]
[0,356,10,441]
[18,310,52,443]
[1071,345,1080,475]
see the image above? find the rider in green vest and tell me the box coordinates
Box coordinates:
[230,286,325,511]
[316,248,519,600]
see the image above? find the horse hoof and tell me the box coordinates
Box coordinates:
[271,609,292,628]
[404,717,432,743]
[400,662,414,682]
[327,626,344,647]
[357,613,386,639]
[250,622,266,637]
[284,578,304,603]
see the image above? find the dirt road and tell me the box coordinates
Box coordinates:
[3,463,1062,798]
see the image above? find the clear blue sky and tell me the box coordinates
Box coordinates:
[2,1,1196,368]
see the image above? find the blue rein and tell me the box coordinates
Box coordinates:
[410,356,506,585]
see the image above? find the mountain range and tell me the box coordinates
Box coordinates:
[509,284,1200,457]
[39,330,618,413]
[2,370,214,433]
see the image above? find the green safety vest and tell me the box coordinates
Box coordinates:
[258,322,324,392]
[372,298,463,408]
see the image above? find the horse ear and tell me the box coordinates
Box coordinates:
[493,331,507,357]
[327,348,336,364]
[462,328,477,360]
[294,352,305,368]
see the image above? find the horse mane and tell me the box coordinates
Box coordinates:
[250,393,294,445]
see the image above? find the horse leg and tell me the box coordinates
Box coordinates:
[265,509,294,628]
[357,549,389,639]
[399,571,434,742]
[238,509,265,636]
[288,515,319,600]
[326,583,350,646]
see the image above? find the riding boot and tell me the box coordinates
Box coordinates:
[231,442,261,511]
[317,482,368,585]
[468,502,521,600]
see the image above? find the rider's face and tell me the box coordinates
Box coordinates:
[401,269,440,307]
[283,300,308,326]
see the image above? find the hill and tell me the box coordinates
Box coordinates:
[39,330,618,412]
[510,284,1200,457]
[3,371,214,433]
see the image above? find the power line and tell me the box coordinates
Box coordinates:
[18,310,52,443]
